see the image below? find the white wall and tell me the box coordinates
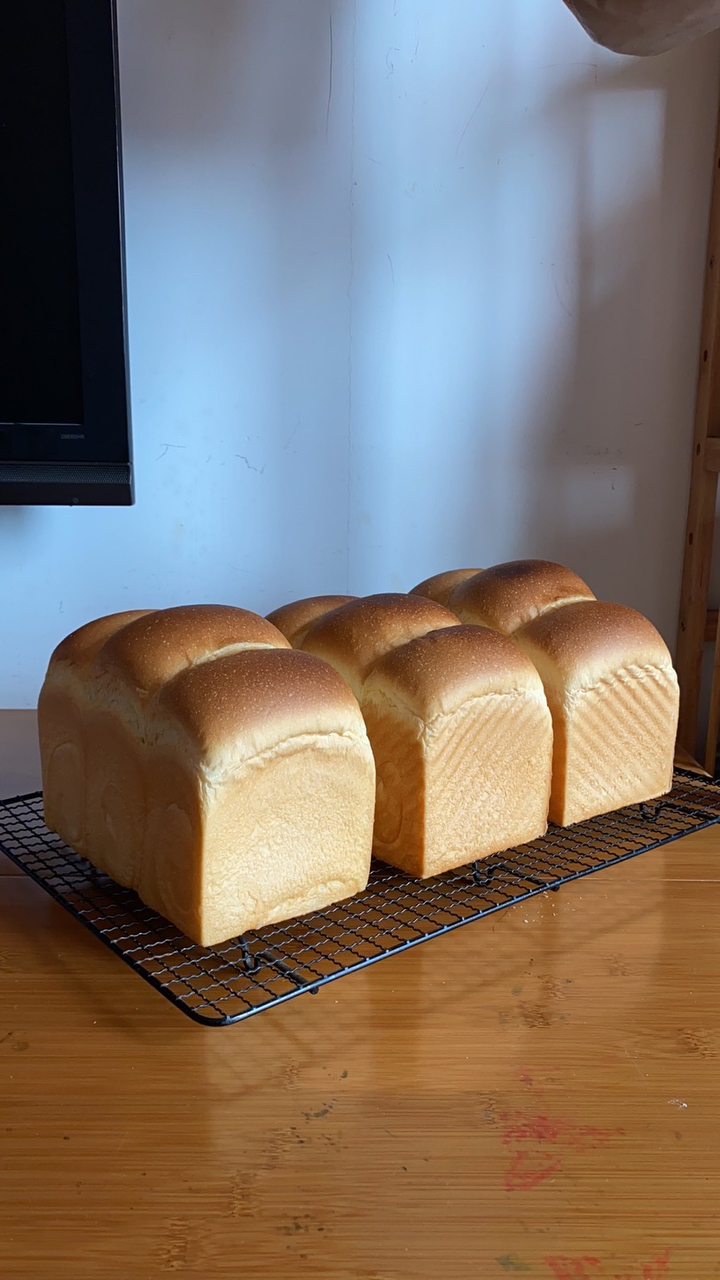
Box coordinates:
[2,0,718,707]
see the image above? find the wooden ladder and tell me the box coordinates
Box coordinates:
[676,102,720,771]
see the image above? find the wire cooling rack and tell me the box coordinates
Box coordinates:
[0,770,718,1026]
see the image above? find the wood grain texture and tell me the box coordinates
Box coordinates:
[676,100,720,755]
[0,712,719,1278]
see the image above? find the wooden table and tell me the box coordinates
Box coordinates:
[1,714,719,1280]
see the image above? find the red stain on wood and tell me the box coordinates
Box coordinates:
[499,1110,623,1192]
[545,1250,671,1280]
[501,1111,623,1148]
[642,1250,671,1278]
[505,1150,564,1190]
[545,1258,603,1279]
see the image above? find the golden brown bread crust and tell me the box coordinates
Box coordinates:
[513,599,674,693]
[514,600,678,826]
[39,607,376,945]
[43,605,355,800]
[364,625,546,720]
[361,626,552,876]
[50,611,156,668]
[409,569,483,609]
[158,648,367,768]
[449,559,595,634]
[300,593,458,698]
[39,603,296,853]
[96,604,289,694]
[266,595,356,647]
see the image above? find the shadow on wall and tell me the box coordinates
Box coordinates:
[121,0,332,151]
[495,46,715,639]
[346,6,715,646]
[121,0,713,643]
[0,507,32,532]
[520,50,710,635]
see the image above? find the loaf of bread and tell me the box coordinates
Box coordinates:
[514,600,679,825]
[39,605,376,945]
[362,626,553,876]
[409,568,483,608]
[449,560,595,634]
[300,593,459,698]
[266,595,356,647]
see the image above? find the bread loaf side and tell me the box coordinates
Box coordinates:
[514,600,679,825]
[361,625,553,875]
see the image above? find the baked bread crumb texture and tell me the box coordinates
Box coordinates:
[39,561,678,945]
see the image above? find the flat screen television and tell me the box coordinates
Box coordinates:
[0,0,132,505]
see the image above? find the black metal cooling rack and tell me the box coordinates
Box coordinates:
[0,769,718,1026]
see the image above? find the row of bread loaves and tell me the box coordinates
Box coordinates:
[272,558,679,847]
[38,560,679,948]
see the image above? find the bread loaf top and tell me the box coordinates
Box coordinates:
[300,593,458,698]
[95,605,289,695]
[158,647,367,775]
[267,595,356,648]
[363,624,547,721]
[449,559,594,634]
[50,605,289,696]
[409,568,483,609]
[514,600,676,698]
[42,606,369,782]
[50,610,155,670]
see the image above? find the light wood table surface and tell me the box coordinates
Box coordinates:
[1,713,719,1279]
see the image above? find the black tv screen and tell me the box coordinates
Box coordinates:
[0,0,132,505]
